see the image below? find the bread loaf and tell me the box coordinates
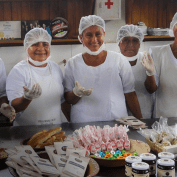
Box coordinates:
[28,127,62,148]
[27,129,47,145]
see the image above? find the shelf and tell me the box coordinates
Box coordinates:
[0,38,81,47]
[0,36,175,47]
[143,35,174,41]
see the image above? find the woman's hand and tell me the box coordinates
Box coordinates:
[73,81,93,97]
[141,52,155,76]
[0,103,16,122]
[23,83,42,100]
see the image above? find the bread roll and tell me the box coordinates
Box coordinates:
[27,130,47,145]
[29,127,62,148]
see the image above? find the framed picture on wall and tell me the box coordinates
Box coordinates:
[0,21,21,40]
[21,20,51,39]
[94,0,121,20]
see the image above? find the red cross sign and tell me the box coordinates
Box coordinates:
[105,0,114,9]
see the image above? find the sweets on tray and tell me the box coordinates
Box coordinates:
[66,124,133,159]
[27,127,66,148]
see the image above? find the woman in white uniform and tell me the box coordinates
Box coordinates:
[6,28,66,126]
[64,15,142,123]
[149,12,177,118]
[0,58,16,122]
[117,25,157,118]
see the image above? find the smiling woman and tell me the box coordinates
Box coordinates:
[6,28,70,126]
[28,42,50,67]
[63,15,143,123]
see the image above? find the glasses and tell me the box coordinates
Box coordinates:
[121,38,140,45]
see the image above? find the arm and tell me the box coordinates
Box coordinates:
[61,101,71,122]
[64,91,81,105]
[124,91,142,119]
[141,52,157,94]
[144,75,157,94]
[11,83,42,113]
[11,96,32,113]
[64,81,93,105]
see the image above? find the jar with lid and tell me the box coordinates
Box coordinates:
[140,153,156,177]
[125,155,142,177]
[132,162,149,177]
[158,152,174,160]
[157,158,175,177]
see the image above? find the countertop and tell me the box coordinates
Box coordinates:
[0,118,177,177]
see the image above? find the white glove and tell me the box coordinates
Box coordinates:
[23,83,42,100]
[141,52,155,76]
[0,103,16,122]
[73,81,93,97]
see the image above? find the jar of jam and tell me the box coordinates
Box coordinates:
[140,153,156,177]
[157,158,175,177]
[158,152,174,160]
[132,162,149,177]
[125,155,142,177]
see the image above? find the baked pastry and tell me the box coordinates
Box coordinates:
[28,127,62,148]
[27,129,47,145]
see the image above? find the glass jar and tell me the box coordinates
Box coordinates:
[158,152,174,160]
[157,158,175,177]
[140,153,156,177]
[125,155,142,177]
[132,162,149,177]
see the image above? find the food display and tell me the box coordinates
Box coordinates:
[5,143,99,177]
[26,127,66,148]
[66,124,150,167]
[139,116,177,154]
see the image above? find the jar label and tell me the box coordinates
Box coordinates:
[131,171,149,177]
[149,164,156,175]
[157,168,175,177]
[125,165,132,177]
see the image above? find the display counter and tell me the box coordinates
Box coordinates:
[0,118,177,176]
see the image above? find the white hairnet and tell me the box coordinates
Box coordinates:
[24,28,52,51]
[117,24,144,44]
[79,15,105,35]
[170,12,177,30]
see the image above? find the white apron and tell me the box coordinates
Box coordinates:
[151,45,177,118]
[127,53,154,118]
[14,62,62,126]
[70,57,113,123]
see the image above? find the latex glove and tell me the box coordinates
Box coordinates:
[0,103,16,122]
[73,81,93,97]
[23,83,42,100]
[141,52,155,76]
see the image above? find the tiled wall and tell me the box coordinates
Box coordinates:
[0,40,173,122]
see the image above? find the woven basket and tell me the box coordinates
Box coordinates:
[146,138,163,153]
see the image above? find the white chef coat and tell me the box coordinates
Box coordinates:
[6,60,64,126]
[64,51,135,123]
[121,52,154,119]
[0,58,7,98]
[150,44,177,118]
